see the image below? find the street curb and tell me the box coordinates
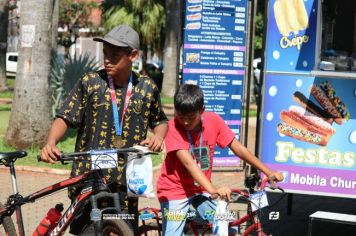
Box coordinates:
[0,165,70,175]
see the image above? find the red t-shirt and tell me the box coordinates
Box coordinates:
[157,112,235,202]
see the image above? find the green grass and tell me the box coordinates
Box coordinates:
[0,107,162,169]
[0,79,15,99]
[243,108,257,117]
[0,91,14,99]
[161,96,173,104]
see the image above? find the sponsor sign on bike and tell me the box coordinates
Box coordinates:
[182,0,248,166]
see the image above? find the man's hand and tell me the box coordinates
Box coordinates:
[140,134,164,152]
[40,144,61,164]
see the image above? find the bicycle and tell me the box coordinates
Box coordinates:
[0,146,155,236]
[137,174,285,236]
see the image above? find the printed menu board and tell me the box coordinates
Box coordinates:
[182,0,248,166]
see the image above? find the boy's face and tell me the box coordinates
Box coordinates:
[103,44,138,78]
[175,108,204,131]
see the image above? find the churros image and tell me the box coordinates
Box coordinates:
[319,81,350,121]
[273,0,309,36]
[310,85,343,125]
[293,91,333,123]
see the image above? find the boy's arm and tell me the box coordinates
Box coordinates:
[40,118,69,163]
[176,149,231,199]
[228,139,284,181]
[141,123,168,151]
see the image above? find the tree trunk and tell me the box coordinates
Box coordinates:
[5,0,57,149]
[0,0,9,91]
[161,0,180,97]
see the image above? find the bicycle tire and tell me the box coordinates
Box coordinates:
[102,219,133,236]
[138,222,161,236]
[80,219,133,236]
[0,202,17,236]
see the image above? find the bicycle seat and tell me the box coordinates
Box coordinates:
[0,151,27,166]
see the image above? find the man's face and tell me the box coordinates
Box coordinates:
[175,109,203,131]
[103,44,138,78]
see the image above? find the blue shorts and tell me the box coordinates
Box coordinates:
[160,193,216,235]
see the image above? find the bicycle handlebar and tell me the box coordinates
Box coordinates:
[37,146,158,162]
[210,177,284,202]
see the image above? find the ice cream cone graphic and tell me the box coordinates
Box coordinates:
[274,0,309,36]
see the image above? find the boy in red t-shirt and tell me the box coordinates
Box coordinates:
[157,84,284,235]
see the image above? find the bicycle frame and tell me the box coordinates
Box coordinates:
[0,163,102,236]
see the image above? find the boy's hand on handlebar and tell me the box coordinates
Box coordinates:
[268,171,284,183]
[211,186,231,201]
[40,144,61,163]
[140,134,165,152]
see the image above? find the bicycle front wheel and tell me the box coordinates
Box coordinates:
[80,219,133,236]
[102,219,134,236]
[0,202,16,236]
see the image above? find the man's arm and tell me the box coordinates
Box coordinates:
[40,118,69,163]
[141,123,168,151]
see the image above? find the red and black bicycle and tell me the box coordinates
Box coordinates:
[0,147,153,236]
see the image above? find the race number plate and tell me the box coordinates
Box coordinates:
[91,153,118,170]
[249,190,269,212]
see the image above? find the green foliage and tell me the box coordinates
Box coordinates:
[50,54,100,117]
[102,0,166,61]
[58,0,99,49]
[254,13,264,58]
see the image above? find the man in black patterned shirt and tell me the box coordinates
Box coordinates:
[40,25,168,235]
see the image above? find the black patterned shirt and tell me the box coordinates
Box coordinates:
[57,69,167,196]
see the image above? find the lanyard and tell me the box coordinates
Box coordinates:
[186,125,203,168]
[108,74,133,136]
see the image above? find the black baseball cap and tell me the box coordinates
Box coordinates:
[93,24,140,49]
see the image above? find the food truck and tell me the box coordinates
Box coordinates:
[259,0,356,234]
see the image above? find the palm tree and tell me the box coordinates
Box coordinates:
[161,0,181,97]
[0,0,9,91]
[5,0,56,149]
[102,0,165,66]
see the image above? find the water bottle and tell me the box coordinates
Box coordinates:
[32,203,64,236]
